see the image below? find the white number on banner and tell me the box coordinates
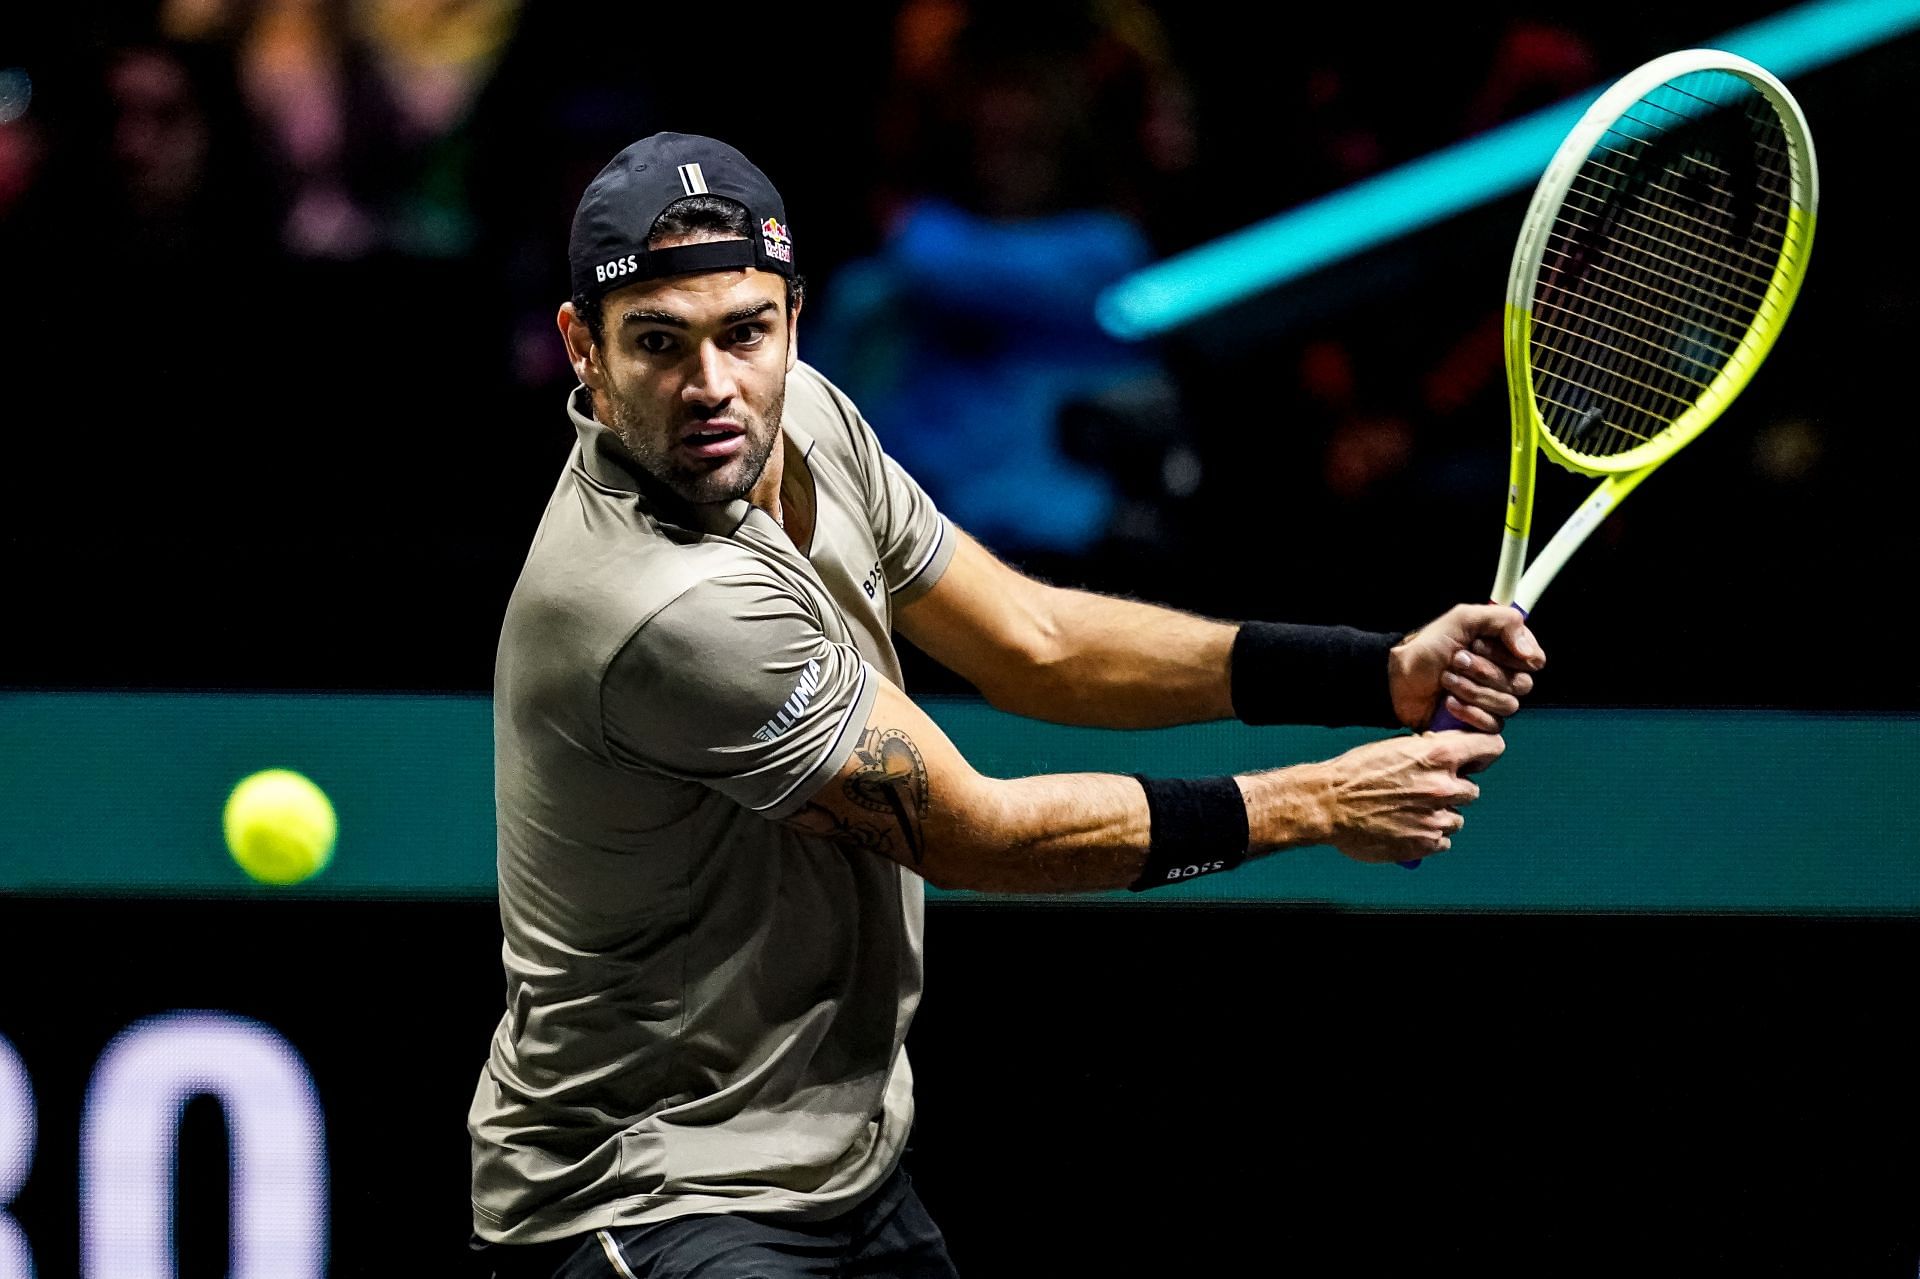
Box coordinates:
[80,1012,328,1279]
[0,1034,34,1279]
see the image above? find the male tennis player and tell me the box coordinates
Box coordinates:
[467,132,1544,1279]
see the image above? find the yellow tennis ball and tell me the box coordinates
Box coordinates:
[223,769,337,885]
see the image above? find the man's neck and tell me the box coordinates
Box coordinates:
[746,428,788,529]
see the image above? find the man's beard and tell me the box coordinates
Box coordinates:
[606,380,785,507]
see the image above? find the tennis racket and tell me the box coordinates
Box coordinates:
[1404,47,1819,868]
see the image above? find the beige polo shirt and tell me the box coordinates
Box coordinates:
[469,362,956,1243]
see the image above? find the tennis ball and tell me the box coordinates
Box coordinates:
[223,769,337,885]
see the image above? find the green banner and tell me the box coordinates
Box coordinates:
[2,691,1915,911]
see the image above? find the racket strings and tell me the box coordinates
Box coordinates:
[1573,172,1783,292]
[1533,391,1655,442]
[1630,162,1793,242]
[1546,211,1773,337]
[1539,241,1751,352]
[1538,240,1752,347]
[1529,70,1794,459]
[1528,323,1711,398]
[1528,276,1730,377]
[1573,177,1779,300]
[1537,101,1787,453]
[1563,137,1782,357]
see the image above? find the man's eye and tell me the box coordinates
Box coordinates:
[637,332,674,354]
[730,325,766,347]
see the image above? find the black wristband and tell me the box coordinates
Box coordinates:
[1229,621,1403,729]
[1129,774,1249,893]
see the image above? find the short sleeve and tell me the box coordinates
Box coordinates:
[601,572,878,819]
[872,450,955,607]
[803,366,956,606]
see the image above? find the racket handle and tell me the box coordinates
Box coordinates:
[1398,604,1528,868]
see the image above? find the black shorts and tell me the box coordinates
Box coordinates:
[468,1161,959,1279]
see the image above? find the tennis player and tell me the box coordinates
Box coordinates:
[466,132,1544,1279]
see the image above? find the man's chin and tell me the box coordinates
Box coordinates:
[667,457,760,507]
[675,479,752,507]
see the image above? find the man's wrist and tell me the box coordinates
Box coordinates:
[1229,622,1403,729]
[1385,632,1424,728]
[1237,765,1333,855]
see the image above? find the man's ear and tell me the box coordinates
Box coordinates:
[558,302,604,391]
[784,295,802,373]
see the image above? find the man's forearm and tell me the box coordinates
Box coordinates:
[934,772,1151,893]
[930,767,1328,894]
[897,531,1422,732]
[979,586,1238,728]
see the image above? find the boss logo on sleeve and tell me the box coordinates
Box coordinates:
[752,657,825,743]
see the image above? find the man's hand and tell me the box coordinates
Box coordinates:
[1290,731,1506,864]
[1388,604,1545,732]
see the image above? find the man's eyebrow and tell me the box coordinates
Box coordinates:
[723,301,778,325]
[618,300,778,329]
[620,308,688,329]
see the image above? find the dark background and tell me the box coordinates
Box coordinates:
[4,1,1918,1275]
[3,0,1913,710]
[4,900,1918,1277]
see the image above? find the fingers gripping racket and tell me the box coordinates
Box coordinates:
[1404,48,1818,868]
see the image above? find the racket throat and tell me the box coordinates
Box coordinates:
[1491,526,1529,608]
[1492,436,1537,607]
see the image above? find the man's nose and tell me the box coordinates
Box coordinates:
[682,341,737,407]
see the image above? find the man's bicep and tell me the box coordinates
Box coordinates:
[778,675,997,887]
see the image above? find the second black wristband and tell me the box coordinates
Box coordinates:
[1129,774,1249,893]
[1230,621,1404,729]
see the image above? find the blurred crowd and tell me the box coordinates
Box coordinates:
[1,1,1901,707]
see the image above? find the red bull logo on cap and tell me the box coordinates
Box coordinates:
[760,216,793,263]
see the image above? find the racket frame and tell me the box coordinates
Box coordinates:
[1493,48,1819,613]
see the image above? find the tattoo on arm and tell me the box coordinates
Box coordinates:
[846,728,928,862]
[786,801,898,858]
[786,728,930,863]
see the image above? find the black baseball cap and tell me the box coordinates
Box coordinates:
[568,132,794,304]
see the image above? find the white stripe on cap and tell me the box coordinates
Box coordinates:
[677,163,708,195]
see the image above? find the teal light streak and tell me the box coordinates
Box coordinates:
[1095,0,1920,339]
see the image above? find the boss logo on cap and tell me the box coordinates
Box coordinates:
[760,217,792,264]
[595,253,639,284]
